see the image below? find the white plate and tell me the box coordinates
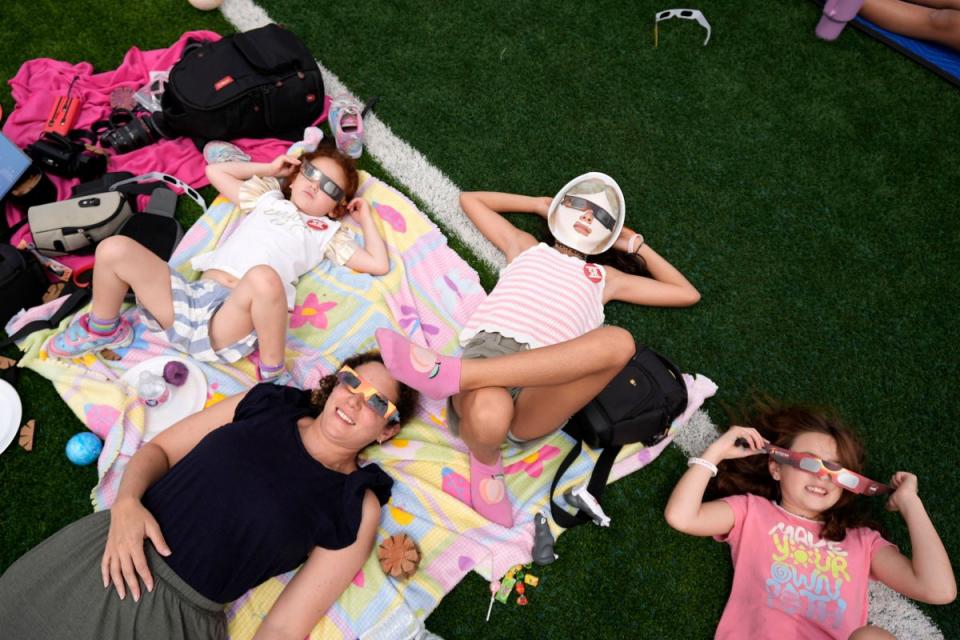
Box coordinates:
[0,378,23,455]
[120,356,208,442]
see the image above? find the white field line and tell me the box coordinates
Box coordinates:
[218,2,944,636]
[220,0,506,273]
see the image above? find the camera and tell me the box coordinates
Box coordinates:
[99,113,170,155]
[25,132,107,182]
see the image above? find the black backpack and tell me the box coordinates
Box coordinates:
[0,245,49,328]
[549,344,688,528]
[160,24,325,146]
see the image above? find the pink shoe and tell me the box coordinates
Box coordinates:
[816,0,865,41]
[47,314,133,359]
[328,94,364,159]
[375,328,461,400]
[469,452,514,528]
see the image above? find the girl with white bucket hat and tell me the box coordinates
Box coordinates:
[375,173,700,527]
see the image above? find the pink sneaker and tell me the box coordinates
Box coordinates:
[47,314,133,359]
[328,94,364,159]
[816,0,865,41]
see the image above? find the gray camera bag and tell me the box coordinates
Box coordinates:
[27,191,132,256]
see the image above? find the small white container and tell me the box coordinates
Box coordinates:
[137,371,170,408]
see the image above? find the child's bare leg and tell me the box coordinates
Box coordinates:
[898,0,960,10]
[451,386,517,526]
[208,265,287,367]
[861,0,960,49]
[849,625,896,640]
[48,237,172,359]
[91,236,174,325]
[453,387,514,465]
[459,327,635,391]
[377,326,635,401]
[509,351,631,441]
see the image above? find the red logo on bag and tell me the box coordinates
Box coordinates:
[307,218,329,231]
[214,76,235,91]
[583,263,602,283]
[306,93,317,103]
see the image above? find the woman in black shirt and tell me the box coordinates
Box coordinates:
[0,351,419,640]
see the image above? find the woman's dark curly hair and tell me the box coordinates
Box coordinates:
[281,142,359,219]
[708,398,883,542]
[306,352,420,432]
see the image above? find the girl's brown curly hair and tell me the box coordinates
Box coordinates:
[282,142,359,219]
[306,352,420,436]
[707,398,883,541]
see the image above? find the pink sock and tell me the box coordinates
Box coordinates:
[375,328,461,400]
[469,452,514,528]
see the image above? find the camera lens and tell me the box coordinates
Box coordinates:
[100,114,167,155]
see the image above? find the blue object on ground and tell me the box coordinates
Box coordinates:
[65,432,102,466]
[813,0,960,87]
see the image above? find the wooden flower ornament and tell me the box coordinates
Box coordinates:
[378,533,421,579]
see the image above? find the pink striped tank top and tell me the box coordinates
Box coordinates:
[459,243,606,349]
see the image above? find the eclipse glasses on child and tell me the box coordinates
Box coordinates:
[336,365,400,423]
[736,438,892,496]
[300,161,345,202]
[560,195,617,231]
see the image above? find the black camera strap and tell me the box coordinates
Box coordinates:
[548,433,622,529]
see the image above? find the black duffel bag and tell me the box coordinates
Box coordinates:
[160,24,325,146]
[549,344,688,528]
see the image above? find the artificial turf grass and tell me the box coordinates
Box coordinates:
[257,0,960,636]
[1,0,957,638]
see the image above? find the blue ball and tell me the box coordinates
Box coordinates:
[65,432,103,466]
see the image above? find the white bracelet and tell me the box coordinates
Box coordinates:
[626,233,645,254]
[688,457,718,477]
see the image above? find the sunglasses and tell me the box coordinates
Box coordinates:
[300,161,345,202]
[560,195,617,231]
[336,365,400,424]
[654,8,712,47]
[763,443,892,496]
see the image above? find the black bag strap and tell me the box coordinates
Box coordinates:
[0,286,91,351]
[549,434,622,529]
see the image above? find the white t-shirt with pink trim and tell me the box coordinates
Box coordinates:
[713,494,895,640]
[459,243,605,349]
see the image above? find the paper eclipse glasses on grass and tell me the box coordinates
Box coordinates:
[736,438,893,496]
[655,8,712,47]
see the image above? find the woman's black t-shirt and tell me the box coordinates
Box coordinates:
[141,383,393,603]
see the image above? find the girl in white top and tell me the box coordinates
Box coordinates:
[375,173,700,527]
[48,146,389,384]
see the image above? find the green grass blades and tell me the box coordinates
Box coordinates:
[2,0,959,638]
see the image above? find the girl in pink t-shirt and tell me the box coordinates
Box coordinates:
[665,403,956,640]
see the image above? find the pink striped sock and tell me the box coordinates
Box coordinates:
[87,313,120,336]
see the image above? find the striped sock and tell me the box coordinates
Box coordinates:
[87,313,120,336]
[259,361,285,379]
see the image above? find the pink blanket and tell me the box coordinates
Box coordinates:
[2,30,313,271]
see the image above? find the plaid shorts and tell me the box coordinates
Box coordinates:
[140,269,258,363]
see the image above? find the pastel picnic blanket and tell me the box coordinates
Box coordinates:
[6,172,716,639]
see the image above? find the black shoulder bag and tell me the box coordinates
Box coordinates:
[549,344,688,528]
